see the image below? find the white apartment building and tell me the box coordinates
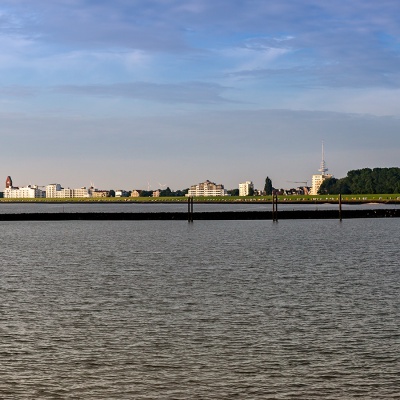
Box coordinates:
[46,184,62,198]
[310,174,332,195]
[239,181,254,196]
[187,180,228,197]
[4,185,45,198]
[45,184,92,198]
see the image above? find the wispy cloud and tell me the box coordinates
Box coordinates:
[0,85,37,97]
[1,0,400,91]
[53,82,234,104]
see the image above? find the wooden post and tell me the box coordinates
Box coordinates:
[272,194,278,222]
[188,196,194,222]
[272,194,275,221]
[339,193,342,221]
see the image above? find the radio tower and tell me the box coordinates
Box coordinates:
[318,141,328,176]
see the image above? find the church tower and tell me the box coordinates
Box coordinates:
[6,176,13,188]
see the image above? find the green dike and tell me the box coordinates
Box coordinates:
[0,194,399,203]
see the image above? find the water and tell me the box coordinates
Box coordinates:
[0,201,397,214]
[0,219,399,399]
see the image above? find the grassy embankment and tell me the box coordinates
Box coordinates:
[0,194,399,203]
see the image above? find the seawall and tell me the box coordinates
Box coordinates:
[0,209,399,221]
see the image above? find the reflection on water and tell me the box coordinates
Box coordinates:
[0,219,399,399]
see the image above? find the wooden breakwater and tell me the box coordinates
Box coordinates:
[0,209,399,221]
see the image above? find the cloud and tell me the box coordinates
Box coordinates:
[1,0,190,52]
[1,0,400,93]
[0,85,37,97]
[1,2,400,129]
[2,1,399,51]
[53,81,234,104]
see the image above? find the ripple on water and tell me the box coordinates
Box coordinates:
[0,219,399,399]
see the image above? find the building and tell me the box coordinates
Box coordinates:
[71,187,92,198]
[187,180,228,197]
[92,190,110,198]
[3,176,45,198]
[115,190,129,197]
[4,185,45,198]
[130,190,142,197]
[6,176,12,188]
[239,181,254,196]
[45,184,93,198]
[310,143,333,195]
[310,175,328,195]
[46,184,62,198]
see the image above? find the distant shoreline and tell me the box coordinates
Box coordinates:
[0,195,399,205]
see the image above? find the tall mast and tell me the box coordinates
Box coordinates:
[318,141,328,176]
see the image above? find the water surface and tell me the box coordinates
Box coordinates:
[0,201,397,214]
[0,219,399,398]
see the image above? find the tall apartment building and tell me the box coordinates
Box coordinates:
[187,180,227,196]
[239,181,254,196]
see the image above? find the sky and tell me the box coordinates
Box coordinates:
[1,0,400,191]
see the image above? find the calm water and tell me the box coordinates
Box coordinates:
[0,219,399,399]
[0,202,398,214]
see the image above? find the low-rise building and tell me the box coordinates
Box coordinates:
[115,190,129,197]
[130,190,142,197]
[92,190,110,198]
[45,184,93,198]
[4,185,45,198]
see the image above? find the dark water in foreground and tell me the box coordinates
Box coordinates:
[1,219,399,399]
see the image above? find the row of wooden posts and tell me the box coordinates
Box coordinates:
[188,194,343,222]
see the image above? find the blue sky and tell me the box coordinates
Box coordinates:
[1,0,400,190]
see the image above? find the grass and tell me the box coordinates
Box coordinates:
[0,194,399,203]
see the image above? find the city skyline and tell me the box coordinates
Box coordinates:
[1,1,400,190]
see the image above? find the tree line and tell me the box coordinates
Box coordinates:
[137,187,189,197]
[319,167,400,194]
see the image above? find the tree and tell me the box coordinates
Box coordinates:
[318,167,400,194]
[175,188,188,197]
[160,187,172,197]
[228,188,239,196]
[318,177,338,194]
[264,177,273,195]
